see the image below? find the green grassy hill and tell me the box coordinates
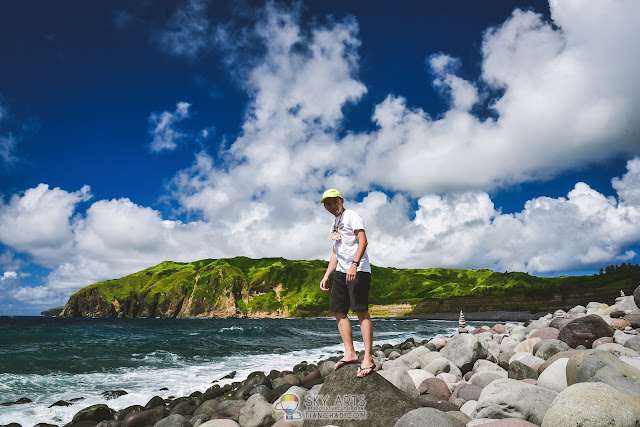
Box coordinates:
[60,258,640,318]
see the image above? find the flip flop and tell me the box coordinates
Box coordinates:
[357,363,376,378]
[334,359,359,370]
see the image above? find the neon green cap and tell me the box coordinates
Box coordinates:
[321,189,342,203]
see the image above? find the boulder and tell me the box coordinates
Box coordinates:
[428,335,447,350]
[508,360,538,381]
[592,336,614,348]
[538,351,574,374]
[611,318,632,330]
[445,411,472,425]
[442,334,489,373]
[469,370,509,387]
[499,336,524,353]
[154,414,191,427]
[418,378,450,399]
[558,314,614,348]
[210,405,241,422]
[625,336,640,353]
[418,395,459,412]
[621,356,640,371]
[511,354,545,369]
[424,358,451,376]
[302,363,421,427]
[190,414,209,427]
[497,351,514,371]
[537,358,568,392]
[568,305,586,316]
[194,399,222,417]
[121,406,168,427]
[566,349,640,415]
[199,420,240,427]
[618,296,639,312]
[533,339,570,360]
[144,396,166,410]
[460,400,477,417]
[383,354,422,371]
[625,312,640,328]
[477,419,538,426]
[249,385,272,402]
[596,342,639,358]
[530,327,559,340]
[492,325,505,334]
[541,382,640,426]
[527,319,550,330]
[377,367,420,398]
[114,405,144,421]
[614,330,636,346]
[475,378,558,425]
[452,384,483,402]
[472,359,506,375]
[169,401,197,417]
[237,394,274,427]
[71,404,115,424]
[392,407,466,427]
[635,284,640,308]
[406,369,434,389]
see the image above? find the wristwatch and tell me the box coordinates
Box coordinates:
[352,260,360,267]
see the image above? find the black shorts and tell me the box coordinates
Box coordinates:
[330,271,371,314]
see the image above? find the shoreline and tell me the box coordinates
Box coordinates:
[3,294,640,426]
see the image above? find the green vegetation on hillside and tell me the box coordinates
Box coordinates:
[66,258,640,318]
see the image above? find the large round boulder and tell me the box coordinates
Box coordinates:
[377,367,420,398]
[537,358,568,392]
[71,404,114,424]
[393,407,466,427]
[534,339,570,360]
[238,394,274,427]
[442,334,489,373]
[418,377,450,400]
[625,312,640,328]
[566,349,640,416]
[558,314,614,348]
[530,327,560,340]
[541,382,639,426]
[474,378,558,425]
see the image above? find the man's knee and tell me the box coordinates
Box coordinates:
[355,309,370,320]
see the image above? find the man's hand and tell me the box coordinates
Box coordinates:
[320,276,330,291]
[347,263,357,284]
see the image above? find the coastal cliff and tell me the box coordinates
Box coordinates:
[60,257,640,318]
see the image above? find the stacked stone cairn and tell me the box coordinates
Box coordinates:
[10,286,640,427]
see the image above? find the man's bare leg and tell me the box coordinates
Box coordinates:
[356,310,374,377]
[334,312,358,368]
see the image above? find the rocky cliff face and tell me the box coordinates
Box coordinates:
[60,264,284,318]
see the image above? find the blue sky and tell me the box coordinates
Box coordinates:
[1,0,639,315]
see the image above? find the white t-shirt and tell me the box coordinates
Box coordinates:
[332,209,371,273]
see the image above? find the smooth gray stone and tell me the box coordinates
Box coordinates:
[475,378,557,425]
[542,382,639,427]
[393,407,466,427]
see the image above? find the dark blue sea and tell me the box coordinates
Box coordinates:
[0,316,466,426]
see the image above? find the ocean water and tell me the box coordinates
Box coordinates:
[0,316,468,426]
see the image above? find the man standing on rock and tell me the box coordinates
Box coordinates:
[319,189,376,378]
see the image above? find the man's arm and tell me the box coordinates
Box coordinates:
[320,248,338,291]
[346,229,367,284]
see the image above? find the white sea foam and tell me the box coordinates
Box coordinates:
[0,342,346,426]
